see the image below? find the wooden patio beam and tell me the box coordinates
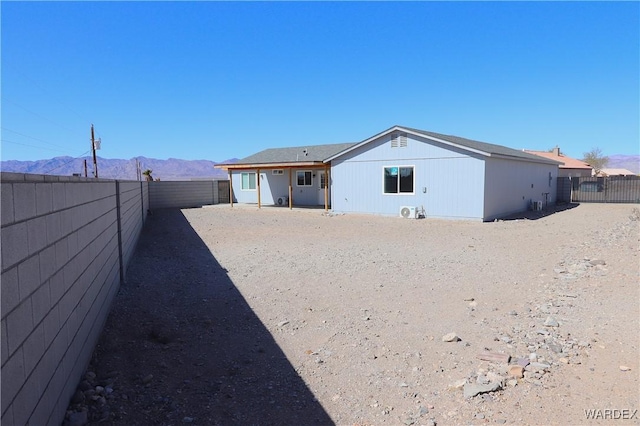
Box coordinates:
[228,169,233,208]
[288,168,293,209]
[257,168,261,208]
[324,164,329,211]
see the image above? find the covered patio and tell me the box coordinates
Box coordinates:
[217,162,331,210]
[215,142,356,211]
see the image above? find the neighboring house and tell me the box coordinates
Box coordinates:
[216,125,561,221]
[524,147,593,178]
[596,168,636,177]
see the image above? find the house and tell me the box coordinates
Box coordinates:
[524,147,593,178]
[216,125,561,221]
[596,168,636,177]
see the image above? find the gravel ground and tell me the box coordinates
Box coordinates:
[64,203,640,426]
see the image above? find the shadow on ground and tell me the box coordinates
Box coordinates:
[498,202,580,221]
[81,209,333,425]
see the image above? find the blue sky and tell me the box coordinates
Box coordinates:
[2,1,638,163]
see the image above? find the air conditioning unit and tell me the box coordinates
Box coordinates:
[276,196,289,206]
[399,206,417,219]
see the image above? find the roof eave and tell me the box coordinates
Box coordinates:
[215,161,327,170]
[489,153,563,165]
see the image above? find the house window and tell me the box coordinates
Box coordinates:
[241,172,256,190]
[296,170,312,186]
[383,166,414,194]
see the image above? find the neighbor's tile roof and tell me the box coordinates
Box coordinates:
[524,150,593,169]
[237,142,357,164]
[598,168,636,176]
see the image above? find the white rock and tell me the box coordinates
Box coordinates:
[544,316,560,327]
[450,379,467,390]
[442,332,460,342]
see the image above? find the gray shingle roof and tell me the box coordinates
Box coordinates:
[237,142,357,164]
[403,126,558,163]
[323,125,561,164]
[228,125,561,166]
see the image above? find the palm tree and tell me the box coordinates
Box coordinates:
[142,169,154,181]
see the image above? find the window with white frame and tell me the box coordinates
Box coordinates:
[241,172,256,190]
[296,170,312,186]
[383,166,414,194]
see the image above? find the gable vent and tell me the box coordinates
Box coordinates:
[391,133,408,148]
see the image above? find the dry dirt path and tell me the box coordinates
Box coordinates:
[65,203,639,426]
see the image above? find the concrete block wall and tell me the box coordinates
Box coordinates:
[117,181,149,276]
[148,180,225,209]
[1,173,149,426]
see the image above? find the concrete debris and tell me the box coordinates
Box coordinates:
[527,362,551,372]
[463,381,502,398]
[477,351,510,363]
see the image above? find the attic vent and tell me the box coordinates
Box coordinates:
[391,133,408,148]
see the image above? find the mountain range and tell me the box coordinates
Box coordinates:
[1,154,638,180]
[0,156,238,180]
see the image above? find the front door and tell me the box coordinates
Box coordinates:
[317,171,329,206]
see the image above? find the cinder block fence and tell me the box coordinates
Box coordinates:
[0,173,227,425]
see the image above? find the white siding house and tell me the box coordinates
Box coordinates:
[217,126,561,221]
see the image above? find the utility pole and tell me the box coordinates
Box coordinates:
[91,124,98,178]
[91,124,101,178]
[84,159,88,177]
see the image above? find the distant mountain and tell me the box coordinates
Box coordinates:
[0,156,238,180]
[607,155,640,174]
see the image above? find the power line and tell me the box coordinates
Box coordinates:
[43,150,92,174]
[0,139,70,154]
[1,127,71,150]
[1,97,83,135]
[3,64,92,125]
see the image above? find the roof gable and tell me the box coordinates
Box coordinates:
[325,125,562,165]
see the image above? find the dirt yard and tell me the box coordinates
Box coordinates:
[65,203,639,426]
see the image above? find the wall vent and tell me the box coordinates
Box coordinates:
[391,133,407,148]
